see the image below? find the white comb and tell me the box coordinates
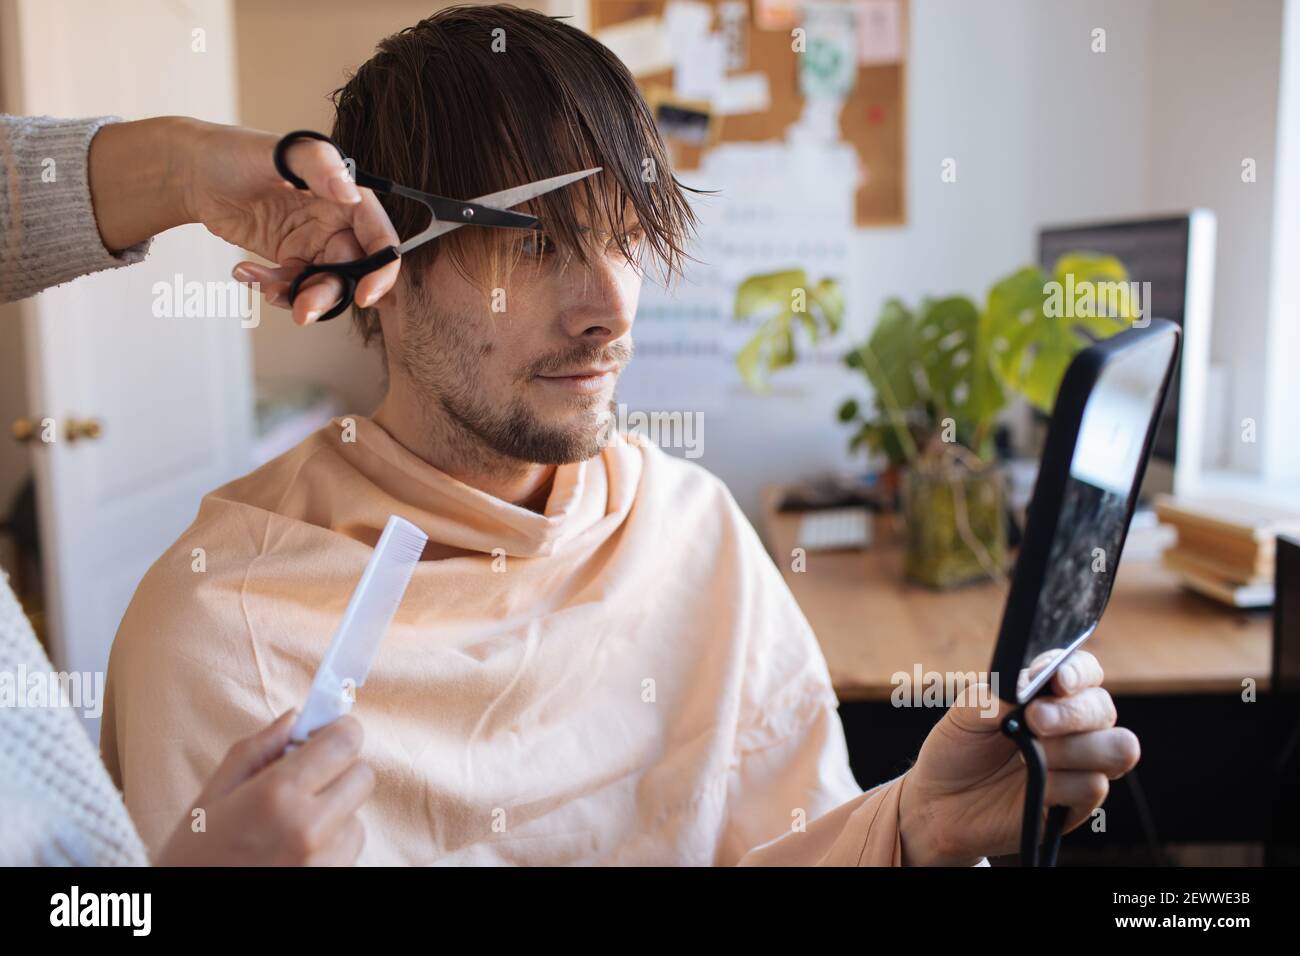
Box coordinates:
[289,515,428,744]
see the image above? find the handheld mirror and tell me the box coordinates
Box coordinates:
[992,319,1181,704]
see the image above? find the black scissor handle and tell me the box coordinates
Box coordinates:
[287,245,400,322]
[274,130,399,321]
[274,130,392,193]
[274,130,340,190]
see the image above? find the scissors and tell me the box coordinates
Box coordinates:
[273,130,602,321]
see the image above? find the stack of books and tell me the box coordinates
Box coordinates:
[1156,496,1300,607]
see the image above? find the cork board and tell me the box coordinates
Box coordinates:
[590,0,907,226]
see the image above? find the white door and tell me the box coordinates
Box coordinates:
[1,0,254,742]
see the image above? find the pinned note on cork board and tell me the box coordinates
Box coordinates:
[590,0,908,227]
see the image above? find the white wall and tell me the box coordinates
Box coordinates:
[1262,0,1300,483]
[1143,0,1283,476]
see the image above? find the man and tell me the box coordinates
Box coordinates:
[102,5,1137,865]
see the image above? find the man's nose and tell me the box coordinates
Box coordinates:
[558,254,637,343]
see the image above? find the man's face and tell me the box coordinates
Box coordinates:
[382,213,643,466]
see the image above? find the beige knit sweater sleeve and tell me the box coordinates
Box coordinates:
[0,114,151,303]
[0,114,151,865]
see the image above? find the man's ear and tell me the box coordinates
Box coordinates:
[365,299,395,361]
[371,269,422,353]
[353,302,384,342]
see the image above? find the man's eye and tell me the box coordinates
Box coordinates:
[607,229,646,257]
[622,230,648,262]
[521,232,556,258]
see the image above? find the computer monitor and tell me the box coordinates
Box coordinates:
[1037,211,1216,497]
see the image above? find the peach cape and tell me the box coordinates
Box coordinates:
[102,418,905,865]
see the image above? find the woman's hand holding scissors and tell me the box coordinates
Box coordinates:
[89,116,401,324]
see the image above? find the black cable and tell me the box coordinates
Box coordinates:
[1039,806,1067,866]
[1002,708,1069,867]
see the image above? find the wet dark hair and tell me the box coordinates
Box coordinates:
[331,3,701,346]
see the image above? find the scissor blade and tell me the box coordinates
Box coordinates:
[471,167,603,214]
[404,167,603,248]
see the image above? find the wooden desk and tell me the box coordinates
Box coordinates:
[762,490,1272,702]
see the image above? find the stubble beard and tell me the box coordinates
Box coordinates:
[393,291,627,470]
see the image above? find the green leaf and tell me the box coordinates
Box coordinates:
[984,266,1048,388]
[1019,343,1074,411]
[984,265,1070,412]
[838,298,925,463]
[838,398,860,422]
[1051,252,1135,337]
[808,277,846,336]
[983,254,1133,411]
[736,330,768,392]
[862,298,921,410]
[770,324,796,370]
[914,295,1003,434]
[733,270,844,390]
[865,417,911,466]
[733,269,808,322]
[1052,252,1127,289]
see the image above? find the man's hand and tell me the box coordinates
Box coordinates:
[88,116,401,324]
[897,650,1140,865]
[154,711,375,866]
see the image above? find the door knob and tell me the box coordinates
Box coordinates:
[11,417,53,444]
[65,417,104,443]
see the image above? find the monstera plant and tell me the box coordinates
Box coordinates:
[837,253,1136,588]
[732,269,844,391]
